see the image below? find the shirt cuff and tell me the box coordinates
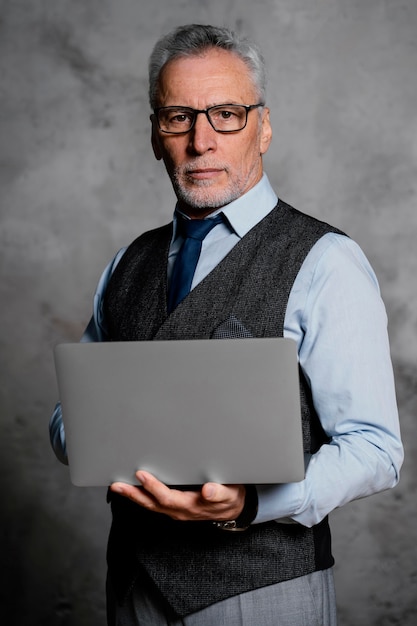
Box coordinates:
[254,481,305,525]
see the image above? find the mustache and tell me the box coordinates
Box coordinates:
[176,160,229,175]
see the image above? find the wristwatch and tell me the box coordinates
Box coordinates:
[213,485,258,532]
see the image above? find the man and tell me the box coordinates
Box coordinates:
[50,24,403,625]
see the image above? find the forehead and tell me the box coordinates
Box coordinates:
[156,48,257,107]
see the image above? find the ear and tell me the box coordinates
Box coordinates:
[259,107,272,155]
[150,115,163,161]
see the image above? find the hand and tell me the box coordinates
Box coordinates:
[110,470,246,522]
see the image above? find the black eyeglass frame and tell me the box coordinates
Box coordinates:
[153,103,265,134]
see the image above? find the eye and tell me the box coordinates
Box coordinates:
[170,112,193,124]
[158,108,195,131]
[207,105,247,131]
[212,107,239,120]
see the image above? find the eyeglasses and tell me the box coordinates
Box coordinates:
[153,103,264,134]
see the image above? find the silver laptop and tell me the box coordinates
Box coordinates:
[54,338,305,487]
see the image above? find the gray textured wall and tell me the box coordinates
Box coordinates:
[1,1,416,624]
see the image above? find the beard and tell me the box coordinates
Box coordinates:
[169,160,251,211]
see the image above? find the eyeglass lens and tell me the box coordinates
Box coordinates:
[157,105,250,133]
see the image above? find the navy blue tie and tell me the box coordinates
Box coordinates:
[168,214,223,313]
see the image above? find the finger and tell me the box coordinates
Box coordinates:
[110,481,153,505]
[201,482,222,502]
[135,470,193,513]
[135,470,173,500]
[110,481,133,494]
[201,482,240,503]
[136,472,216,518]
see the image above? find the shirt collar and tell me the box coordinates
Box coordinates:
[172,174,278,240]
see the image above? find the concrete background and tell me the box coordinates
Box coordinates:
[0,0,416,624]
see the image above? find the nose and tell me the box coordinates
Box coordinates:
[188,111,217,155]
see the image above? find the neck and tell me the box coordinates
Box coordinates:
[176,202,222,220]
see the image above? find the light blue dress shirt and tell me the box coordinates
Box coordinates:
[50,174,403,528]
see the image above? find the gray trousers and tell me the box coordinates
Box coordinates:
[108,568,337,626]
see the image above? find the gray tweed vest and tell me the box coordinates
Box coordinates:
[104,199,342,617]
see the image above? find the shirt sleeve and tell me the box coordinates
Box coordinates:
[255,233,404,527]
[48,248,127,464]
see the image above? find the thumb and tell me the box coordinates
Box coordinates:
[201,482,223,501]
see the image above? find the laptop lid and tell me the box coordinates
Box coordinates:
[54,338,305,487]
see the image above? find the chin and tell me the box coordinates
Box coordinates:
[176,184,241,212]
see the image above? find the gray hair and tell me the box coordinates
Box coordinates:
[148,24,267,109]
